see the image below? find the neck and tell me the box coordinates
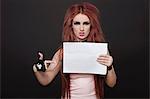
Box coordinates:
[76,38,87,42]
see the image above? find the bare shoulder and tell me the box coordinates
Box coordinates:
[56,48,63,54]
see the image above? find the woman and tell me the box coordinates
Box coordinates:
[33,2,117,99]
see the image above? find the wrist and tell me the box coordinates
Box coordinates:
[107,65,113,71]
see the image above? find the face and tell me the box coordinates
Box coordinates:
[72,13,91,41]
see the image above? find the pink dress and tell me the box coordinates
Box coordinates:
[69,73,97,99]
[50,62,97,99]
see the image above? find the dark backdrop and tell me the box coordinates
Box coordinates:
[1,0,149,98]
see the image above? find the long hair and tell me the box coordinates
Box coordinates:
[61,2,105,99]
[63,2,105,42]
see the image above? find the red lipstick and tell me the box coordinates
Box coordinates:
[79,32,84,36]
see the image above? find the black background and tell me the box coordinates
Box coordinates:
[1,0,149,98]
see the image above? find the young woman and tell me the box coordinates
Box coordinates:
[33,2,117,99]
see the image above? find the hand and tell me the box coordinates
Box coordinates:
[44,60,55,70]
[38,52,56,70]
[97,54,113,67]
[33,52,54,72]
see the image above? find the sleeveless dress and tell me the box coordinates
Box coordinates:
[68,73,97,99]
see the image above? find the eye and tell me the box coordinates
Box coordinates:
[83,22,90,25]
[73,22,80,25]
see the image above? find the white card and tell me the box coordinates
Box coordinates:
[63,42,108,75]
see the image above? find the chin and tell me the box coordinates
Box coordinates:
[79,38,87,41]
[78,37,86,39]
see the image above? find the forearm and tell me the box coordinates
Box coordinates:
[105,65,117,87]
[34,71,52,86]
[33,61,61,86]
[33,49,62,86]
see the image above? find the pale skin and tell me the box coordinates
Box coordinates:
[33,13,117,87]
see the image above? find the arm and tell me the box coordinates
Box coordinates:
[105,65,117,87]
[97,52,117,87]
[33,49,62,86]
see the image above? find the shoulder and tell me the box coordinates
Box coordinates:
[55,48,63,55]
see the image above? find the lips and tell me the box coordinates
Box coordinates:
[79,32,84,36]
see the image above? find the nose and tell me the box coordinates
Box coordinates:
[80,24,84,31]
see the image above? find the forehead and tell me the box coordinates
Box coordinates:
[73,13,90,22]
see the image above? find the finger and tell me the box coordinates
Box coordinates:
[99,57,113,63]
[97,57,109,61]
[33,64,38,72]
[38,52,44,60]
[98,59,113,66]
[97,60,107,66]
[98,55,108,60]
[97,59,107,63]
[44,60,54,64]
[99,55,113,61]
[44,60,55,69]
[97,57,109,62]
[99,54,110,58]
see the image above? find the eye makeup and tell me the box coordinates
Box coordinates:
[83,22,90,25]
[73,21,90,25]
[73,22,80,25]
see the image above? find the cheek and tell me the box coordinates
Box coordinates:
[85,26,91,34]
[72,26,79,34]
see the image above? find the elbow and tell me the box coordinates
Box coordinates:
[108,82,116,88]
[41,83,49,86]
[38,81,48,86]
[106,77,117,88]
[39,81,49,86]
[39,78,51,86]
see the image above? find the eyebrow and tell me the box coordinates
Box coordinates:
[73,21,80,24]
[83,21,90,25]
[73,21,90,24]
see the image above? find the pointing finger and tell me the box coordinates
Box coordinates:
[38,52,44,60]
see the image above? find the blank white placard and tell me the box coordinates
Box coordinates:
[63,42,108,75]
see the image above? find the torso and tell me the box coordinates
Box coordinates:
[69,73,97,99]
